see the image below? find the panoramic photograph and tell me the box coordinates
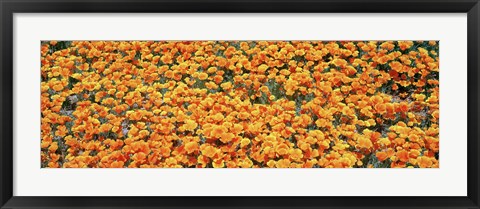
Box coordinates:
[40,40,439,168]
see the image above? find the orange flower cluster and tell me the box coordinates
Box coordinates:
[41,41,439,168]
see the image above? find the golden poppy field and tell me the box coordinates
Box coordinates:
[41,41,439,168]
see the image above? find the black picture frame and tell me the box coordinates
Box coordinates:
[1,0,479,208]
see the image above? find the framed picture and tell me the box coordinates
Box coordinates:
[1,0,479,208]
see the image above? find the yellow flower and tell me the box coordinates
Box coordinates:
[198,72,208,80]
[240,138,250,147]
[220,132,235,143]
[183,120,198,132]
[48,142,58,153]
[185,141,199,154]
[201,145,217,158]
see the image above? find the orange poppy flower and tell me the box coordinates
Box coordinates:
[376,151,388,162]
[185,141,199,154]
[397,150,409,162]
